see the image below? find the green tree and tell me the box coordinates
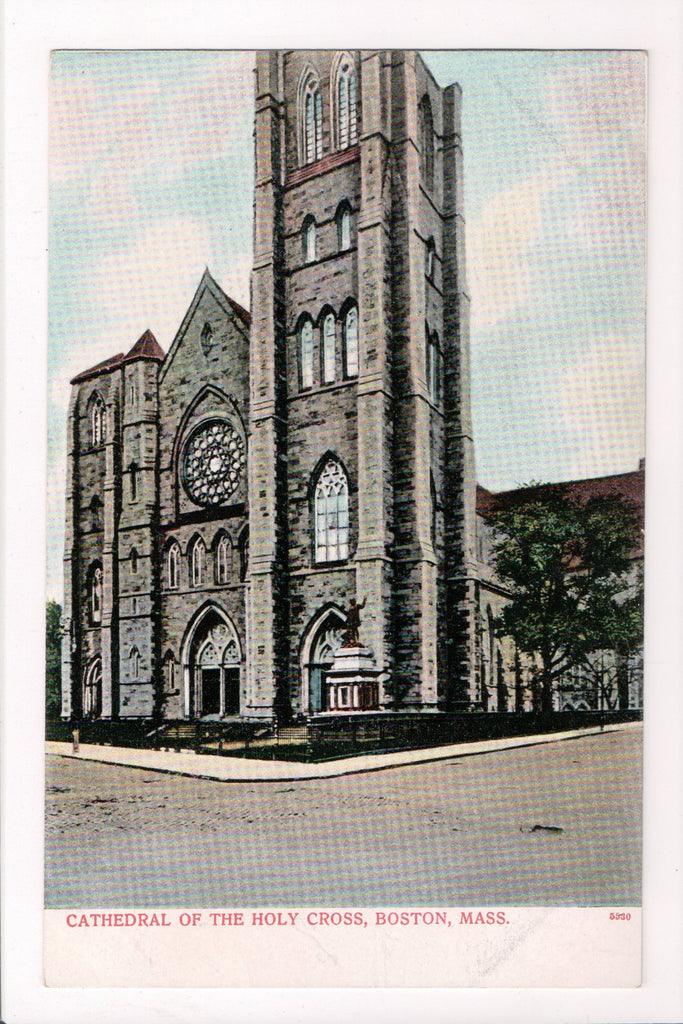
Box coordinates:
[486,490,642,714]
[46,600,63,721]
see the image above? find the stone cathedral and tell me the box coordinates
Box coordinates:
[60,49,482,723]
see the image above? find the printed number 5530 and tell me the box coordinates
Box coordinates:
[609,912,632,921]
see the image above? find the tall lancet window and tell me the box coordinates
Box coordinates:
[299,318,314,390]
[190,537,205,588]
[322,312,336,384]
[314,458,349,563]
[89,564,103,625]
[90,394,106,447]
[216,533,231,584]
[300,70,323,165]
[334,53,357,150]
[302,217,317,263]
[343,305,359,378]
[167,542,180,589]
[336,203,351,251]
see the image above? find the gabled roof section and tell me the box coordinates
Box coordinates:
[70,352,125,385]
[477,467,644,517]
[476,465,645,557]
[122,328,165,364]
[159,267,250,384]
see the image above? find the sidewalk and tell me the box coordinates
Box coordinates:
[45,720,641,783]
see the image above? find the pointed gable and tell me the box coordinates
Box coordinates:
[159,268,250,384]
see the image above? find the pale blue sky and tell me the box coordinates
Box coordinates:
[47,50,646,601]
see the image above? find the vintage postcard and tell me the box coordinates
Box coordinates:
[3,2,683,1019]
[41,45,647,989]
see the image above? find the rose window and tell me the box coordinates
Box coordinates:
[182,419,245,506]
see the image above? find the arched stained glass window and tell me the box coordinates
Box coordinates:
[335,56,358,148]
[167,542,180,589]
[90,394,106,447]
[300,70,323,165]
[315,459,349,563]
[333,52,360,149]
[216,534,232,584]
[343,305,358,378]
[190,537,205,588]
[322,312,336,384]
[299,318,314,389]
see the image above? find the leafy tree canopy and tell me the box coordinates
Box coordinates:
[46,600,62,722]
[486,489,642,712]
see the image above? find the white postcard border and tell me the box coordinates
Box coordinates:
[3,0,683,1021]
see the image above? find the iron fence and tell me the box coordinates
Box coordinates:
[47,708,642,762]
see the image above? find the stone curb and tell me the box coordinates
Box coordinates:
[45,721,641,783]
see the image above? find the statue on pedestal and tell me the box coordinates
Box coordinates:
[341,597,366,648]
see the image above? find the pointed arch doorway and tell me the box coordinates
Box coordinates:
[181,604,242,718]
[300,606,346,714]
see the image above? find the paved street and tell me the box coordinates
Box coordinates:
[45,726,642,908]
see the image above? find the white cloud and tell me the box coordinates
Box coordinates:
[51,54,254,196]
[468,164,571,329]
